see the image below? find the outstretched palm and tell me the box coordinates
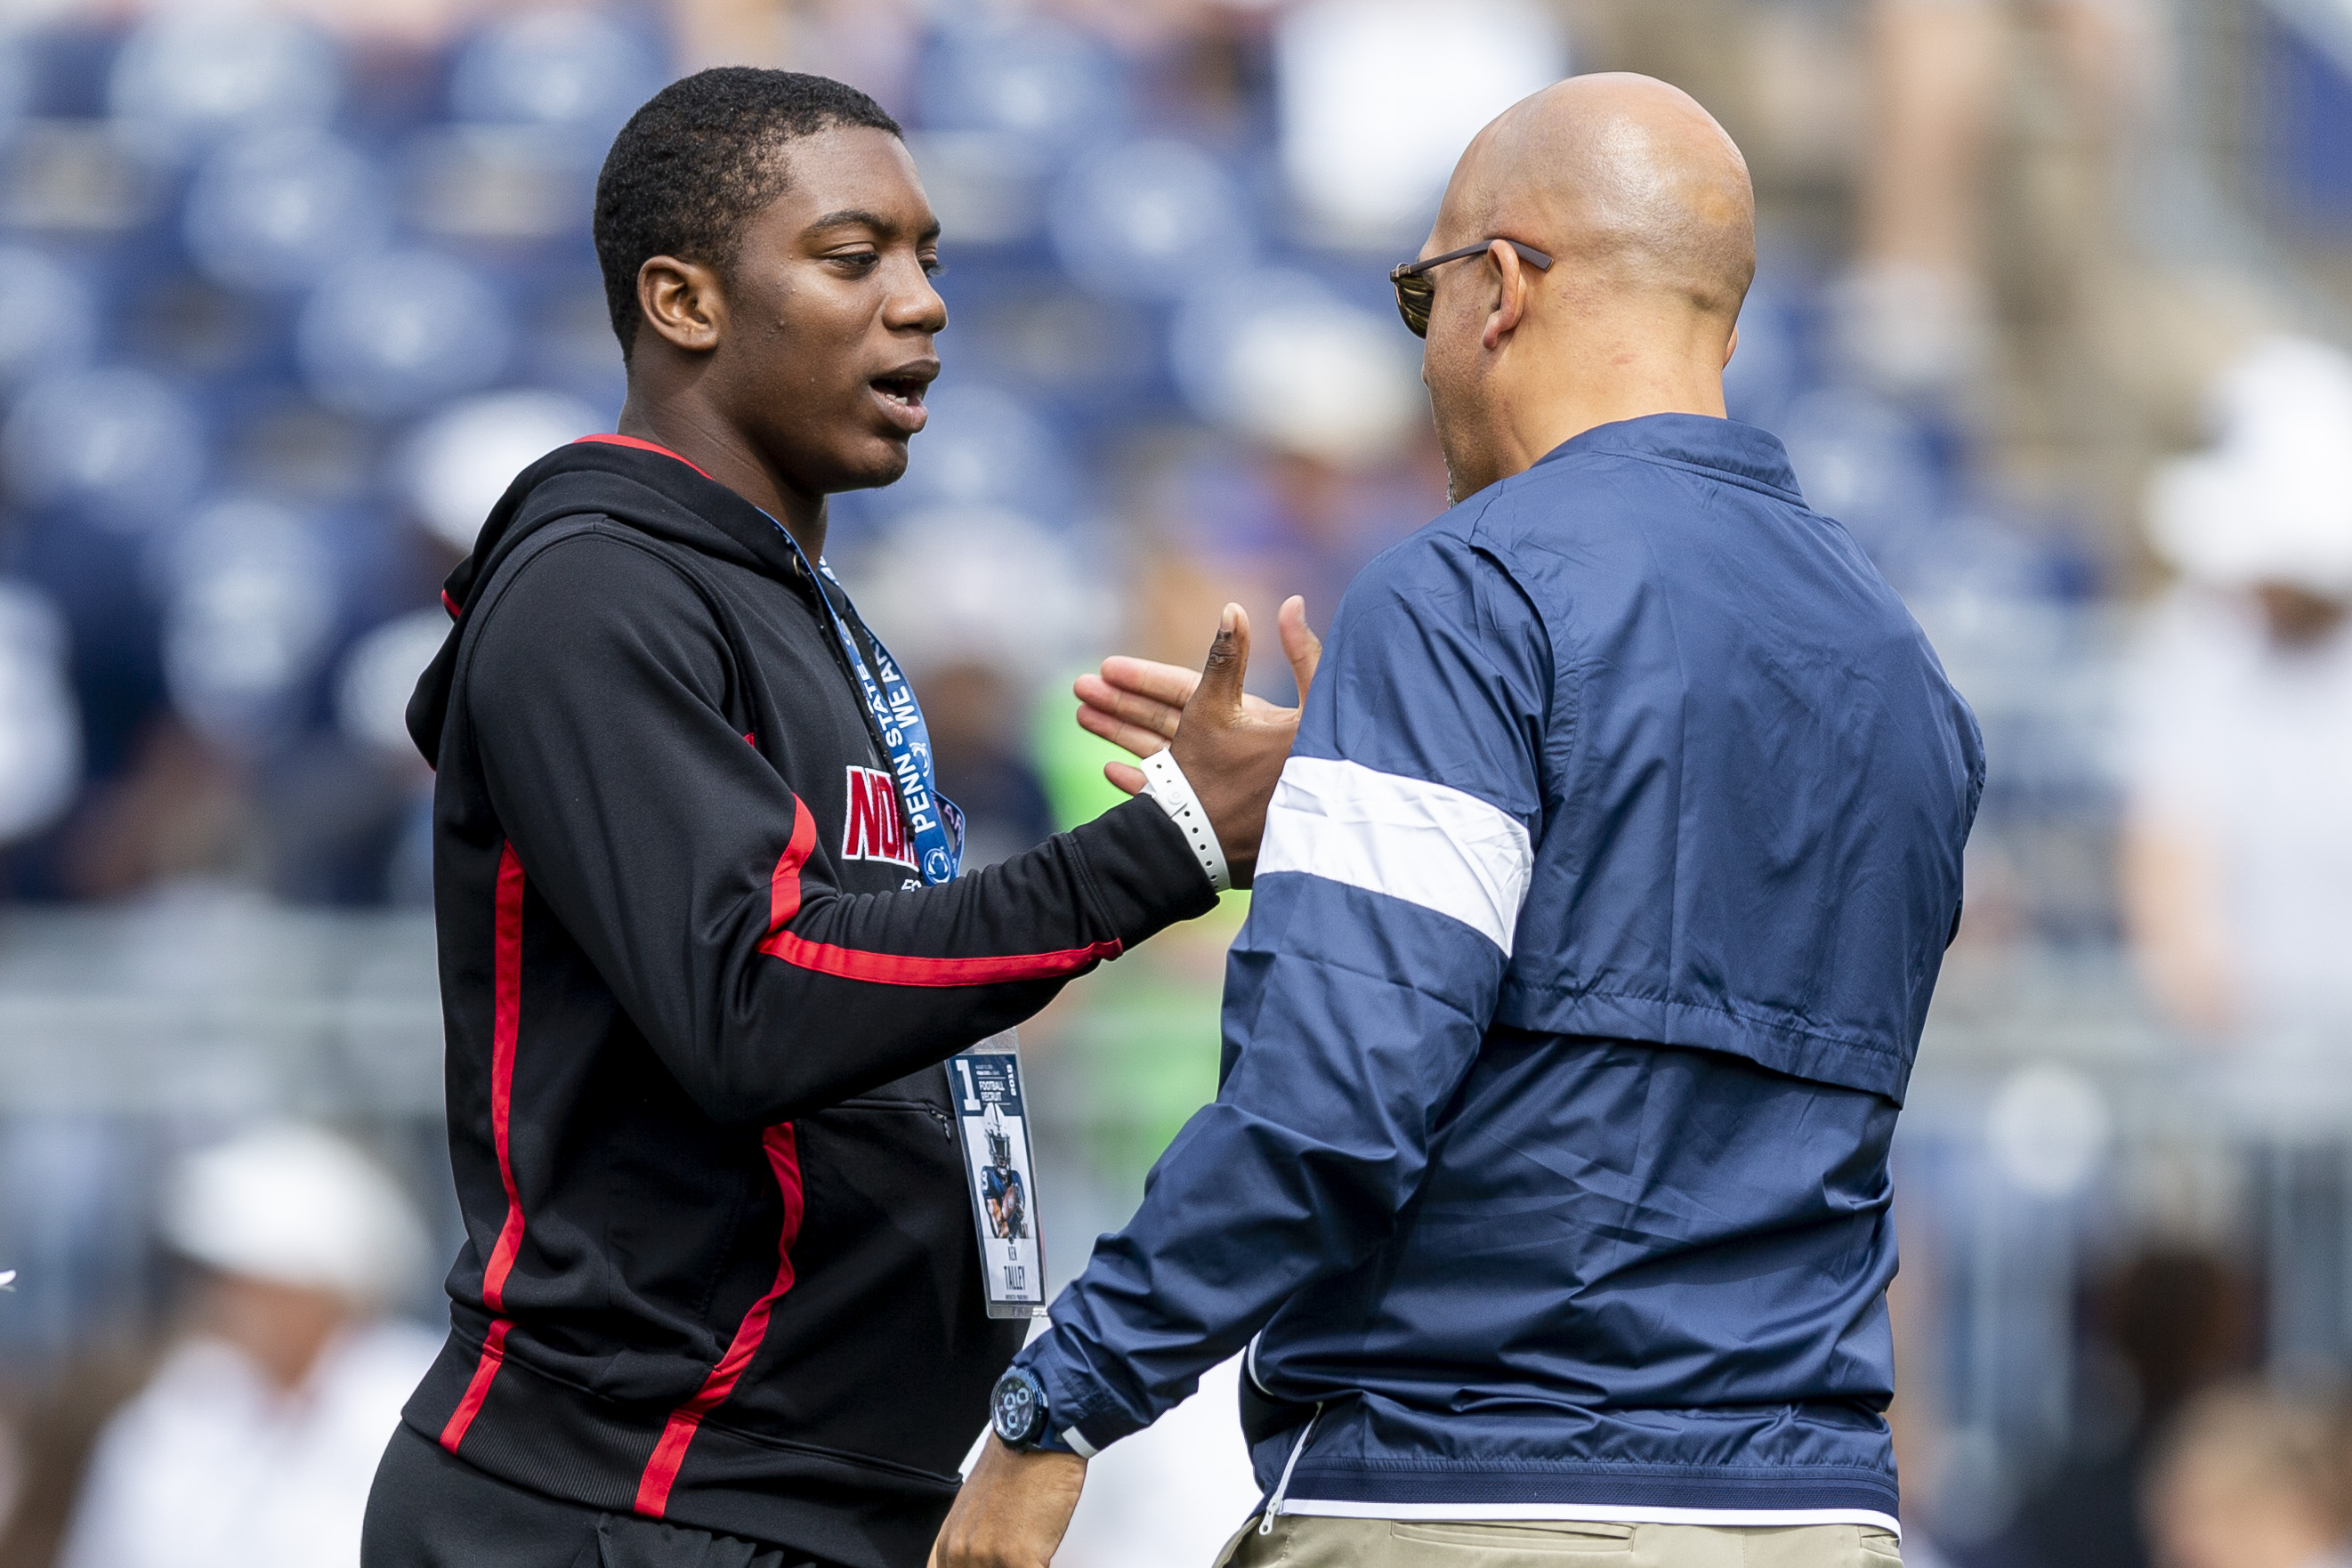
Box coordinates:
[1073,595,1322,795]
[1070,595,1322,887]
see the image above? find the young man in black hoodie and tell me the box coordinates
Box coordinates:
[362,69,1313,1568]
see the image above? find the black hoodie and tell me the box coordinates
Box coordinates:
[400,437,1214,1566]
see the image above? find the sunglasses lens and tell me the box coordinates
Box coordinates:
[1392,277,1432,338]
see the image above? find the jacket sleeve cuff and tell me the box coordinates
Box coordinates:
[1014,1327,1147,1459]
[1066,794,1221,943]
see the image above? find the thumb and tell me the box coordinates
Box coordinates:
[1278,594,1321,702]
[1187,602,1249,721]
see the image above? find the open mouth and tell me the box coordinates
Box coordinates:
[869,368,934,435]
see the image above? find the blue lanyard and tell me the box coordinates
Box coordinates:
[772,527,963,886]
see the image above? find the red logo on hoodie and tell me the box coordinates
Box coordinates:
[842,766,917,871]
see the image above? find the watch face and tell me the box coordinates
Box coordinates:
[992,1375,1039,1443]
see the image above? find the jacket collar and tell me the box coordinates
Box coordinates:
[1537,413,1803,501]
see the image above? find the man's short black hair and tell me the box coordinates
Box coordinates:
[593,68,902,360]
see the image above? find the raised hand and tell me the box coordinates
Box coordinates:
[1074,595,1322,796]
[1075,597,1321,888]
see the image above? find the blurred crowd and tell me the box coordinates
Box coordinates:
[0,0,2347,1564]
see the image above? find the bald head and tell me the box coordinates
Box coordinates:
[1443,73,1755,321]
[1413,76,1757,503]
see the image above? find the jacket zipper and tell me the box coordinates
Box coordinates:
[835,1098,956,1141]
[1259,1402,1323,1535]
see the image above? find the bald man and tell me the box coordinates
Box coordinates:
[934,76,1983,1568]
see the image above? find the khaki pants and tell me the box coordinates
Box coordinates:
[1214,1515,1903,1568]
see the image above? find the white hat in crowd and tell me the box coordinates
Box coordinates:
[400,389,603,554]
[2146,335,2352,597]
[160,1124,428,1304]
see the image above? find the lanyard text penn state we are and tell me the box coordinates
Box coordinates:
[767,523,964,887]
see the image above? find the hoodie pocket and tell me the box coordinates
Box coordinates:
[831,1095,957,1140]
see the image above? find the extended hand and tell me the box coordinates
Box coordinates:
[927,1436,1087,1568]
[1075,596,1321,771]
[1074,596,1321,888]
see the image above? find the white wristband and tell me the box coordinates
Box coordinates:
[1139,748,1231,894]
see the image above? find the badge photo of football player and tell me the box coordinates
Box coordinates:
[979,1103,1028,1241]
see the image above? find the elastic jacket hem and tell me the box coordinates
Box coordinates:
[406,1329,955,1568]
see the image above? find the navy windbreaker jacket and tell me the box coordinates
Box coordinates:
[1017,415,1985,1528]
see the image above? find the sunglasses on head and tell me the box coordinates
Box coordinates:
[1388,239,1555,338]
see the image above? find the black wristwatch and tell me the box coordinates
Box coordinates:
[990,1365,1050,1448]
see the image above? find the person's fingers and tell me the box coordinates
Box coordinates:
[1075,702,1177,759]
[1073,676,1178,740]
[1279,594,1322,700]
[1188,602,1249,720]
[1095,656,1200,710]
[1072,673,1183,741]
[1104,760,1147,795]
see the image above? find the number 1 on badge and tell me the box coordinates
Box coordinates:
[945,1031,1047,1319]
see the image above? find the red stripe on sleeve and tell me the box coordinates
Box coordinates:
[756,795,1122,986]
[441,588,461,619]
[571,432,718,481]
[762,930,1122,985]
[634,1124,805,1517]
[767,799,817,930]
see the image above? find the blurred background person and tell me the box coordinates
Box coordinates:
[52,1126,436,1568]
[1985,1245,2259,1568]
[1839,0,2172,407]
[2119,335,2352,1053]
[2142,1381,2352,1568]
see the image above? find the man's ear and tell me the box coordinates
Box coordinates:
[1481,240,1528,353]
[1724,324,1741,369]
[637,255,724,354]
